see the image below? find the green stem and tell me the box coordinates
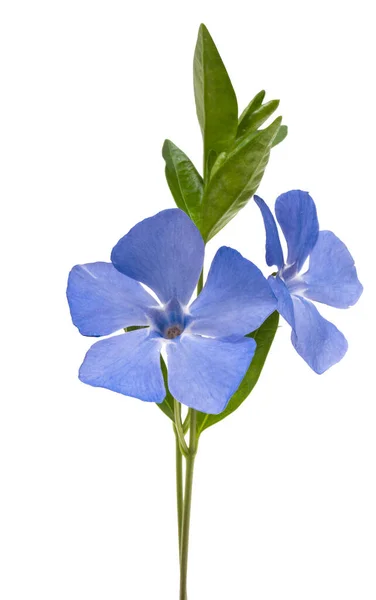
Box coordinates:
[179,409,198,600]
[176,271,203,597]
[174,399,189,457]
[182,409,190,434]
[175,433,184,556]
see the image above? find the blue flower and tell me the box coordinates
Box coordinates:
[67,209,277,414]
[254,190,363,373]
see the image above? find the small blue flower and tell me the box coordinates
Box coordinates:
[254,190,363,373]
[67,209,276,414]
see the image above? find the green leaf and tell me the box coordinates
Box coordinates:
[156,356,175,421]
[238,90,266,126]
[272,124,288,147]
[162,139,204,227]
[194,24,238,177]
[196,311,279,433]
[237,99,280,140]
[200,116,282,241]
[209,151,228,180]
[206,149,218,177]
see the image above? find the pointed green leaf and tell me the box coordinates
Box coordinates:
[123,325,147,333]
[156,356,175,421]
[162,139,204,226]
[237,99,280,139]
[201,116,282,241]
[238,90,266,126]
[272,124,288,147]
[196,311,279,433]
[194,24,238,177]
[209,151,228,180]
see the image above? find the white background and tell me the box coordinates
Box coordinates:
[1,1,375,598]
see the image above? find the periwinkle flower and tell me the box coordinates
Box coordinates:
[67,209,276,414]
[254,190,363,373]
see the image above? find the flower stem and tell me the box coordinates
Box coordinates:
[179,409,198,600]
[177,271,203,597]
[174,399,189,457]
[175,433,184,555]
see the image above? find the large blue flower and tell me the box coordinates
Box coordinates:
[67,209,277,414]
[254,190,363,373]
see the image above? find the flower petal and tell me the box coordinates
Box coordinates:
[290,296,348,374]
[67,262,157,336]
[79,329,165,403]
[254,195,284,269]
[268,275,295,328]
[301,230,363,308]
[166,334,256,414]
[275,190,319,276]
[111,209,204,305]
[188,247,277,338]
